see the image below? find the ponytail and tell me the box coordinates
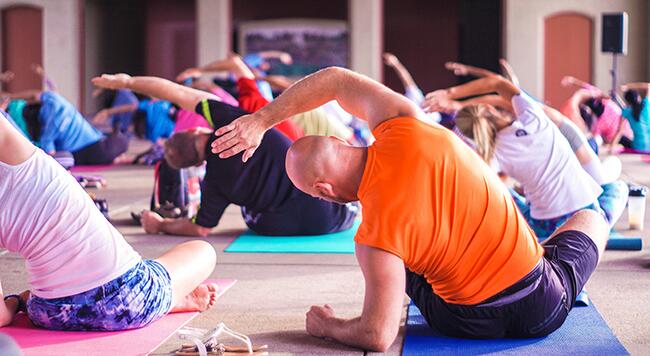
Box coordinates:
[455,104,499,163]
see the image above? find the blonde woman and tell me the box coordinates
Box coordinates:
[425,75,615,238]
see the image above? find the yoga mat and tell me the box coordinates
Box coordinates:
[622,148,650,155]
[225,220,360,254]
[1,278,236,356]
[607,232,643,251]
[402,302,628,356]
[70,164,114,173]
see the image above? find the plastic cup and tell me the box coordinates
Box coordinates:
[628,186,647,230]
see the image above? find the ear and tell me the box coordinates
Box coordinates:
[314,181,335,197]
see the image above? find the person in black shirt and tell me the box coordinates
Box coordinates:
[92,73,357,236]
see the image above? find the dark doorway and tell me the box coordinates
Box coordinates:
[2,6,43,93]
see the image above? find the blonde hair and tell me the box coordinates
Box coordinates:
[455,104,500,163]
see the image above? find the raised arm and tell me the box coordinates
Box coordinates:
[92,74,217,112]
[620,82,650,97]
[177,55,255,83]
[92,103,138,124]
[32,64,57,91]
[422,76,520,114]
[383,53,419,92]
[445,61,499,79]
[498,59,520,87]
[210,67,425,161]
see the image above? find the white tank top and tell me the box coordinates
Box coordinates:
[0,149,141,298]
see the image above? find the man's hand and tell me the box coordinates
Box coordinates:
[306,304,337,339]
[176,68,202,83]
[141,210,164,234]
[211,114,269,162]
[91,74,133,90]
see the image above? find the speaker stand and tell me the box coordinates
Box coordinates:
[610,53,618,97]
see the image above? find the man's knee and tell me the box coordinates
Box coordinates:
[564,209,609,253]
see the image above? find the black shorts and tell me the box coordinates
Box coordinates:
[406,230,599,338]
[72,133,129,165]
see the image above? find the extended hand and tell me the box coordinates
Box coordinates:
[91,73,133,90]
[211,114,268,162]
[445,61,469,76]
[382,53,400,67]
[422,90,460,113]
[176,68,202,83]
[140,210,164,234]
[305,304,336,339]
[92,109,110,124]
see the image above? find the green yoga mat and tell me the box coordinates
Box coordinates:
[225,220,360,254]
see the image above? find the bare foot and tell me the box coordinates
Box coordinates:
[171,283,219,313]
[112,153,134,165]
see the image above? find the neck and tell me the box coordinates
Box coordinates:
[195,133,210,162]
[333,145,368,201]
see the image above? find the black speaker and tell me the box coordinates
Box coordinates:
[602,13,628,54]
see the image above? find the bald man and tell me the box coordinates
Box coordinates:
[208,67,609,351]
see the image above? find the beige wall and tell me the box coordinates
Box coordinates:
[349,0,383,81]
[197,0,231,66]
[0,0,81,106]
[504,0,648,99]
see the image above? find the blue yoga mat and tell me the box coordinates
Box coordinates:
[224,220,360,254]
[607,232,643,251]
[403,303,628,355]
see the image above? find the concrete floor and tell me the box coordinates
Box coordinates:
[1,148,649,355]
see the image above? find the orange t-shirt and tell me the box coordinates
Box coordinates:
[355,117,543,305]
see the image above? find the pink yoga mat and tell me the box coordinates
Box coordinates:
[0,278,236,356]
[70,165,114,173]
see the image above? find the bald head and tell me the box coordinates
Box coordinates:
[286,135,368,204]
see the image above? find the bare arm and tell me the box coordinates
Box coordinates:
[92,103,138,124]
[177,55,255,82]
[211,66,425,161]
[620,82,650,97]
[445,61,499,79]
[32,64,57,91]
[92,74,217,112]
[255,74,295,91]
[305,244,405,352]
[423,76,520,114]
[498,59,520,87]
[383,52,419,90]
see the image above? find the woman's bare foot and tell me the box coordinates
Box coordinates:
[171,283,219,313]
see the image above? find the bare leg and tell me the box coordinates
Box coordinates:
[544,209,609,261]
[154,240,218,313]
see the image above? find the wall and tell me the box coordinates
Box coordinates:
[383,0,459,93]
[504,0,649,99]
[0,0,81,106]
[145,0,196,80]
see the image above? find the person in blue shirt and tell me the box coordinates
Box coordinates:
[21,91,130,165]
[616,83,650,152]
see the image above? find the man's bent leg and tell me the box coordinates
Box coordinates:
[405,270,508,338]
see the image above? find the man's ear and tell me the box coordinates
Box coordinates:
[314,181,335,197]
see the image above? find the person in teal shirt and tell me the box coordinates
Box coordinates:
[621,83,650,152]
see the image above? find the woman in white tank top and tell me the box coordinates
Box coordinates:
[0,113,219,331]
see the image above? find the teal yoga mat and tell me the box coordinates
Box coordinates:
[224,220,360,254]
[607,231,643,251]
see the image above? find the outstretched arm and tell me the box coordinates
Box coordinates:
[92,103,138,124]
[211,67,425,161]
[445,61,498,79]
[422,76,520,113]
[620,82,650,97]
[498,59,520,87]
[305,244,405,352]
[32,64,57,91]
[92,74,217,112]
[177,55,255,82]
[383,53,419,92]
